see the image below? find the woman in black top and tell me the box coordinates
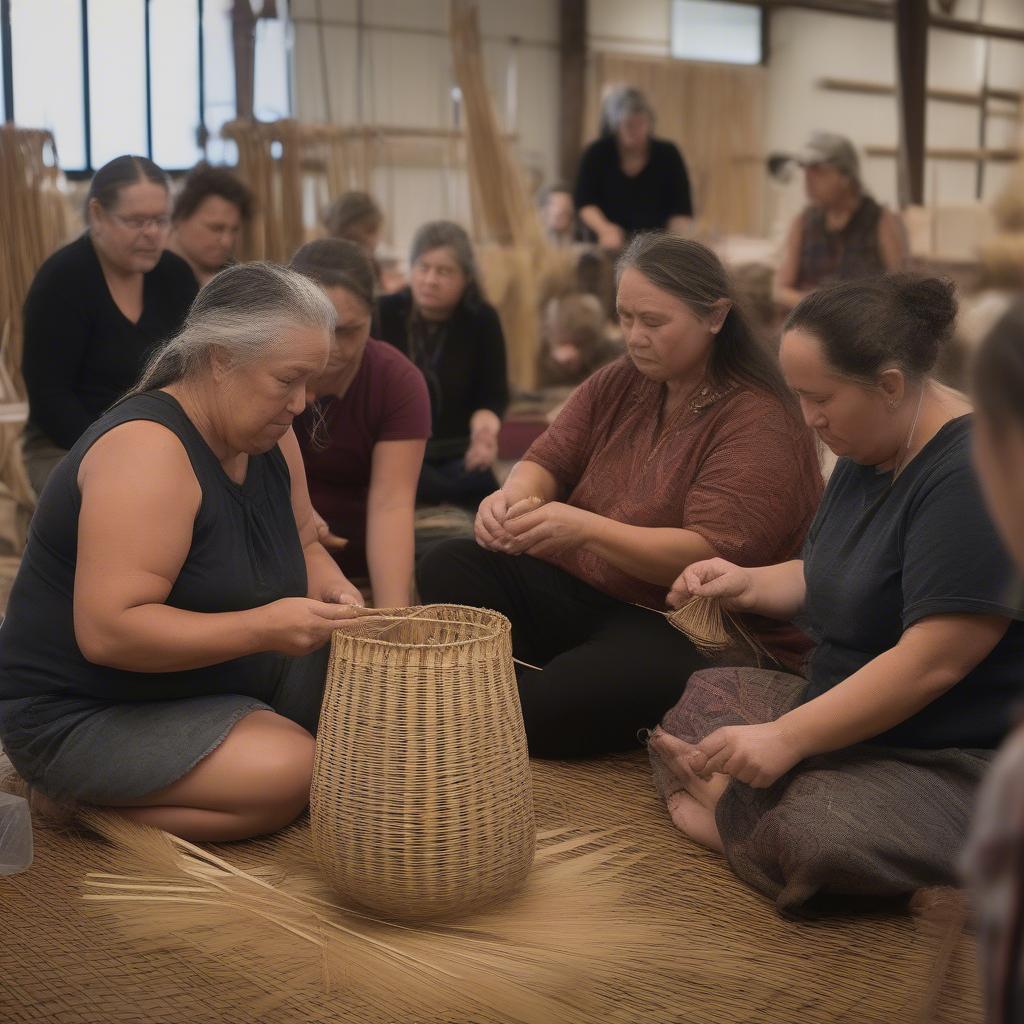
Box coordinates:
[0,263,366,842]
[21,155,198,495]
[376,220,509,509]
[648,276,1024,911]
[574,86,693,251]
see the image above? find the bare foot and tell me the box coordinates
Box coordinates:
[667,791,724,853]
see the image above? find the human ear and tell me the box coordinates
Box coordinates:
[877,368,906,409]
[208,348,232,384]
[707,299,732,335]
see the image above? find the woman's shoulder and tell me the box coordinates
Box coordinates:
[29,233,96,293]
[151,248,200,292]
[377,288,412,316]
[364,337,426,386]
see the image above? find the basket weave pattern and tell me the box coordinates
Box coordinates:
[311,604,536,921]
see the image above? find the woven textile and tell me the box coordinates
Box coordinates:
[651,667,993,915]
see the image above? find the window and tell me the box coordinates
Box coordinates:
[1,0,291,174]
[670,0,764,66]
[9,0,87,169]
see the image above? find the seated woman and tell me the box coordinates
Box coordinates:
[962,303,1024,1024]
[772,132,907,313]
[322,191,384,258]
[575,86,694,252]
[536,292,622,389]
[377,221,509,510]
[21,155,198,495]
[418,234,823,758]
[650,275,1024,913]
[168,162,254,287]
[0,263,366,843]
[290,239,431,608]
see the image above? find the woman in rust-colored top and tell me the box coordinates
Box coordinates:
[418,234,823,757]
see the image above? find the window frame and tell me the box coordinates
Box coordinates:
[0,0,291,178]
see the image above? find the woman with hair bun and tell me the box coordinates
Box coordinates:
[650,275,1024,912]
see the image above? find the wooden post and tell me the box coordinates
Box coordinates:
[894,0,928,207]
[232,0,257,121]
[558,0,586,185]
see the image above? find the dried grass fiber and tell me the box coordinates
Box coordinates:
[0,754,981,1024]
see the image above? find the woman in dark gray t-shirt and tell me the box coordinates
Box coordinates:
[647,275,1024,911]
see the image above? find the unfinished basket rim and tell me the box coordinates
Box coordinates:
[332,603,511,651]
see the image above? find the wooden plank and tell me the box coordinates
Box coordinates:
[865,145,1020,161]
[895,0,928,207]
[558,0,586,184]
[819,76,1021,108]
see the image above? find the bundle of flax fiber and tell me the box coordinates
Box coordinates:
[71,605,676,1023]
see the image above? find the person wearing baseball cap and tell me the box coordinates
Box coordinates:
[772,131,907,312]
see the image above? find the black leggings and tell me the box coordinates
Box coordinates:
[416,539,710,758]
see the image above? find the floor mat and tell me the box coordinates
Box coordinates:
[0,753,981,1023]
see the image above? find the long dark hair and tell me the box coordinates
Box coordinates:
[974,299,1024,437]
[616,233,796,413]
[289,238,375,311]
[784,275,957,384]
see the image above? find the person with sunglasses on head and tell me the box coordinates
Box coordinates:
[21,154,198,495]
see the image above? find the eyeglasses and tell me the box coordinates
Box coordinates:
[109,212,171,232]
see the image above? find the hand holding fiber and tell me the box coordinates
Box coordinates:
[257,597,363,656]
[668,558,754,612]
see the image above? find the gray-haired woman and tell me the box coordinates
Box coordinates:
[376,220,509,509]
[0,263,367,842]
[574,85,694,251]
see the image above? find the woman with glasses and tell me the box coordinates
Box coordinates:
[376,221,509,510]
[21,154,198,494]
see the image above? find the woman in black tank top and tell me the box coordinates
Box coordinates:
[0,263,367,842]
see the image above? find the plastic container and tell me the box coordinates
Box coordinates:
[0,792,33,875]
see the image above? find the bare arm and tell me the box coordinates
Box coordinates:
[73,422,356,673]
[668,558,807,621]
[877,208,909,271]
[772,216,808,312]
[779,614,1010,757]
[582,518,715,589]
[667,215,694,238]
[683,613,1011,787]
[579,204,625,250]
[279,428,362,605]
[365,438,425,607]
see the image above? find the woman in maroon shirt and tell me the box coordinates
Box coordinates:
[418,234,823,757]
[291,240,430,608]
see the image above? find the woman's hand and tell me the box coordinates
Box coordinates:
[312,509,348,551]
[476,493,546,552]
[257,597,363,656]
[464,431,499,472]
[667,558,755,612]
[688,722,803,789]
[503,501,591,559]
[320,579,365,607]
[597,222,625,251]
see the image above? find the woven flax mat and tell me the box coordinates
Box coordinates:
[0,753,981,1024]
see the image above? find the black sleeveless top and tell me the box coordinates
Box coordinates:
[0,391,307,703]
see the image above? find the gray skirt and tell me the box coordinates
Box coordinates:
[0,645,330,805]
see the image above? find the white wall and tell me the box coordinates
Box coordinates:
[289,0,560,256]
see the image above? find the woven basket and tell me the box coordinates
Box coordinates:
[310,604,536,921]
